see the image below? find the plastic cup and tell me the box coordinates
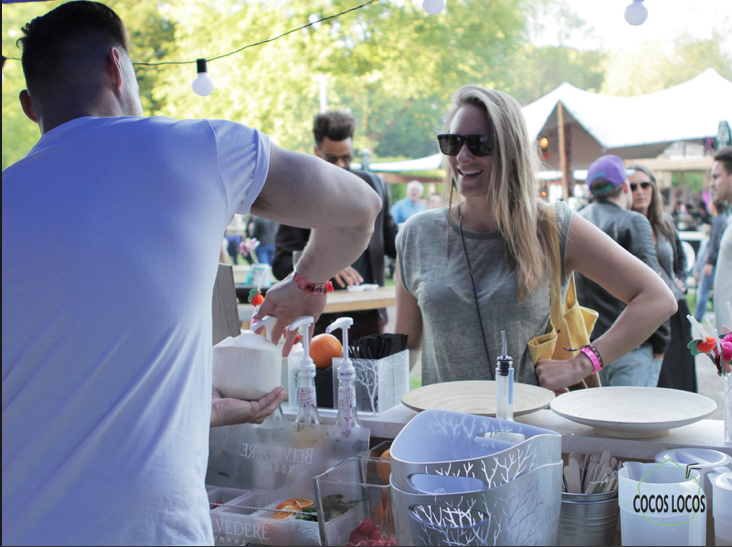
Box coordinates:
[618,461,706,546]
[711,472,732,546]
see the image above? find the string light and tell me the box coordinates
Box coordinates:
[191,59,215,96]
[422,0,446,15]
[624,0,648,26]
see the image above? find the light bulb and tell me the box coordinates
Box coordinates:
[422,0,446,15]
[191,59,215,96]
[624,0,648,26]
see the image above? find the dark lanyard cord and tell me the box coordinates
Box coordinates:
[457,204,494,380]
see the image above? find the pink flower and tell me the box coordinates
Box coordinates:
[721,338,732,363]
[240,237,260,255]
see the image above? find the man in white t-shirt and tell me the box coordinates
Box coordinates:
[1,2,380,545]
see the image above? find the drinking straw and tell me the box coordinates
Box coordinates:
[713,327,723,360]
[687,314,708,339]
[707,318,722,351]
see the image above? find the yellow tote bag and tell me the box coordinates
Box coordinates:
[528,206,600,388]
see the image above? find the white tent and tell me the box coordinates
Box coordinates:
[366,68,732,172]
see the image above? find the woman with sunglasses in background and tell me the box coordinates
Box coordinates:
[394,84,676,391]
[629,165,697,393]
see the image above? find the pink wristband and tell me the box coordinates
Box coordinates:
[293,270,334,295]
[580,346,603,375]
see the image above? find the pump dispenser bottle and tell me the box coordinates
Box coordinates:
[326,317,363,429]
[495,330,514,422]
[290,316,321,425]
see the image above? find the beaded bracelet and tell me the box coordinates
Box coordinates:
[293,270,334,295]
[564,344,604,375]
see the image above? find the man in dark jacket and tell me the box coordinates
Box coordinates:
[576,155,672,387]
[272,110,398,341]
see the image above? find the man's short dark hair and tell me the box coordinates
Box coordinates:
[18,1,129,98]
[313,110,356,146]
[590,179,623,201]
[714,146,732,176]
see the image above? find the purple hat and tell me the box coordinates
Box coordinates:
[586,155,629,195]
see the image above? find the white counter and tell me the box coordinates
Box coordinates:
[283,405,730,460]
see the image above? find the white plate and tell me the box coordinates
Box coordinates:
[401,380,555,417]
[550,387,717,438]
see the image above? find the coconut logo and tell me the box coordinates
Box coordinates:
[632,459,706,527]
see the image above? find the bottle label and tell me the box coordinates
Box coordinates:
[338,369,356,381]
[338,385,356,411]
[299,387,316,408]
[508,369,514,405]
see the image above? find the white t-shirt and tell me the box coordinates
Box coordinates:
[2,116,270,545]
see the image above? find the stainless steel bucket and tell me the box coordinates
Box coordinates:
[557,490,619,547]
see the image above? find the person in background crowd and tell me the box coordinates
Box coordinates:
[575,155,674,387]
[246,215,278,265]
[395,86,676,390]
[390,180,427,224]
[629,164,697,392]
[712,147,732,329]
[694,199,728,323]
[2,3,381,544]
[272,110,398,341]
[224,213,246,264]
[428,192,445,209]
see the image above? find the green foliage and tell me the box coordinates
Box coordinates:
[671,172,704,193]
[508,45,606,105]
[602,27,732,96]
[2,0,650,171]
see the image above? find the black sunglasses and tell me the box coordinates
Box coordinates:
[318,147,353,165]
[630,181,652,191]
[437,134,496,156]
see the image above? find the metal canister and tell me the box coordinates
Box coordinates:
[557,489,619,546]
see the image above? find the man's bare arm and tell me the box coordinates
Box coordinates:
[251,144,381,348]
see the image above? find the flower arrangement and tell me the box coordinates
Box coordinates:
[686,303,731,376]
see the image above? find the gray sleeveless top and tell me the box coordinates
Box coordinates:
[396,201,572,386]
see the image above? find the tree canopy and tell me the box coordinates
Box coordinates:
[2,0,729,170]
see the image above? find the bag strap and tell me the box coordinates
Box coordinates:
[548,205,563,329]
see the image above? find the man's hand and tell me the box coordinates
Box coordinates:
[673,276,686,292]
[333,266,363,288]
[254,275,327,355]
[704,264,714,276]
[210,386,286,428]
[535,354,594,392]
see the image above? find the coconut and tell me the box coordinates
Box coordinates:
[213,331,281,400]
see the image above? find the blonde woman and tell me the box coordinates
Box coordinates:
[395,85,676,391]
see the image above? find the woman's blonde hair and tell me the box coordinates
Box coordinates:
[441,85,556,300]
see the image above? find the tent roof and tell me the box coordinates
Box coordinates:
[368,69,732,173]
[523,67,732,149]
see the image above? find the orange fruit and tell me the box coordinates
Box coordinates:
[309,333,342,370]
[376,449,392,484]
[291,497,315,509]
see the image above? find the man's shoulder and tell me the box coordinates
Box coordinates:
[350,169,385,189]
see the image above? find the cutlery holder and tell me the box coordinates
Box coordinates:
[557,490,618,546]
